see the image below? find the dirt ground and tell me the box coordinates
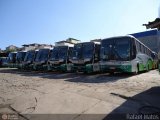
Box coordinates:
[0,68,160,120]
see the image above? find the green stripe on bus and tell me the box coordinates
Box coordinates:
[138,63,145,71]
[86,64,93,73]
[148,60,153,70]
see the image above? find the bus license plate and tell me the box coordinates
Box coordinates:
[93,64,100,72]
[110,67,115,70]
[67,65,71,71]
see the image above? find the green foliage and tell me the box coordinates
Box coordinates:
[5,49,17,53]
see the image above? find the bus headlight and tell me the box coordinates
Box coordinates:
[59,59,64,62]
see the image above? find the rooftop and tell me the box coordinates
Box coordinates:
[143,18,160,30]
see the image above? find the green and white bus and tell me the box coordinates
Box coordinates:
[15,51,27,69]
[100,35,157,74]
[158,51,160,72]
[7,52,17,68]
[70,41,101,73]
[48,45,73,72]
[33,48,51,71]
[22,50,37,70]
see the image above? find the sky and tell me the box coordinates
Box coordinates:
[0,0,159,50]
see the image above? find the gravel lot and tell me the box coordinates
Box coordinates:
[0,68,160,120]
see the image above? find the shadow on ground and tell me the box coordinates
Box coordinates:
[0,68,134,83]
[103,86,160,120]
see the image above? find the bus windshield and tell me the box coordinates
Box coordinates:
[16,52,26,63]
[35,49,49,62]
[82,42,94,59]
[101,37,131,61]
[50,48,59,60]
[24,51,35,62]
[72,44,82,59]
[59,46,68,59]
[8,53,16,63]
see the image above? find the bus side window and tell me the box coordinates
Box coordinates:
[148,49,151,57]
[149,51,151,57]
[136,41,141,52]
[146,49,149,56]
[131,39,136,59]
[140,44,142,53]
[145,48,147,54]
[141,45,145,54]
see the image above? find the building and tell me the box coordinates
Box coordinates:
[130,16,160,53]
[6,45,18,52]
[66,38,81,44]
[90,39,101,42]
[55,38,80,47]
[22,43,53,51]
[131,29,160,53]
[143,18,160,30]
[142,17,160,53]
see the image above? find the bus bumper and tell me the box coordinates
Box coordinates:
[48,64,61,71]
[33,64,48,71]
[100,65,132,73]
[60,64,74,72]
[73,64,94,73]
[73,65,86,72]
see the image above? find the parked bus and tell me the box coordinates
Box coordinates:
[7,52,17,68]
[0,57,7,67]
[48,45,73,72]
[22,50,37,70]
[100,35,157,74]
[70,41,101,73]
[0,53,8,67]
[33,48,51,71]
[15,51,27,69]
[158,51,160,72]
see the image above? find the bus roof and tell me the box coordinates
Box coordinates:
[102,35,154,53]
[17,51,27,53]
[10,52,17,54]
[130,29,158,38]
[75,41,100,45]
